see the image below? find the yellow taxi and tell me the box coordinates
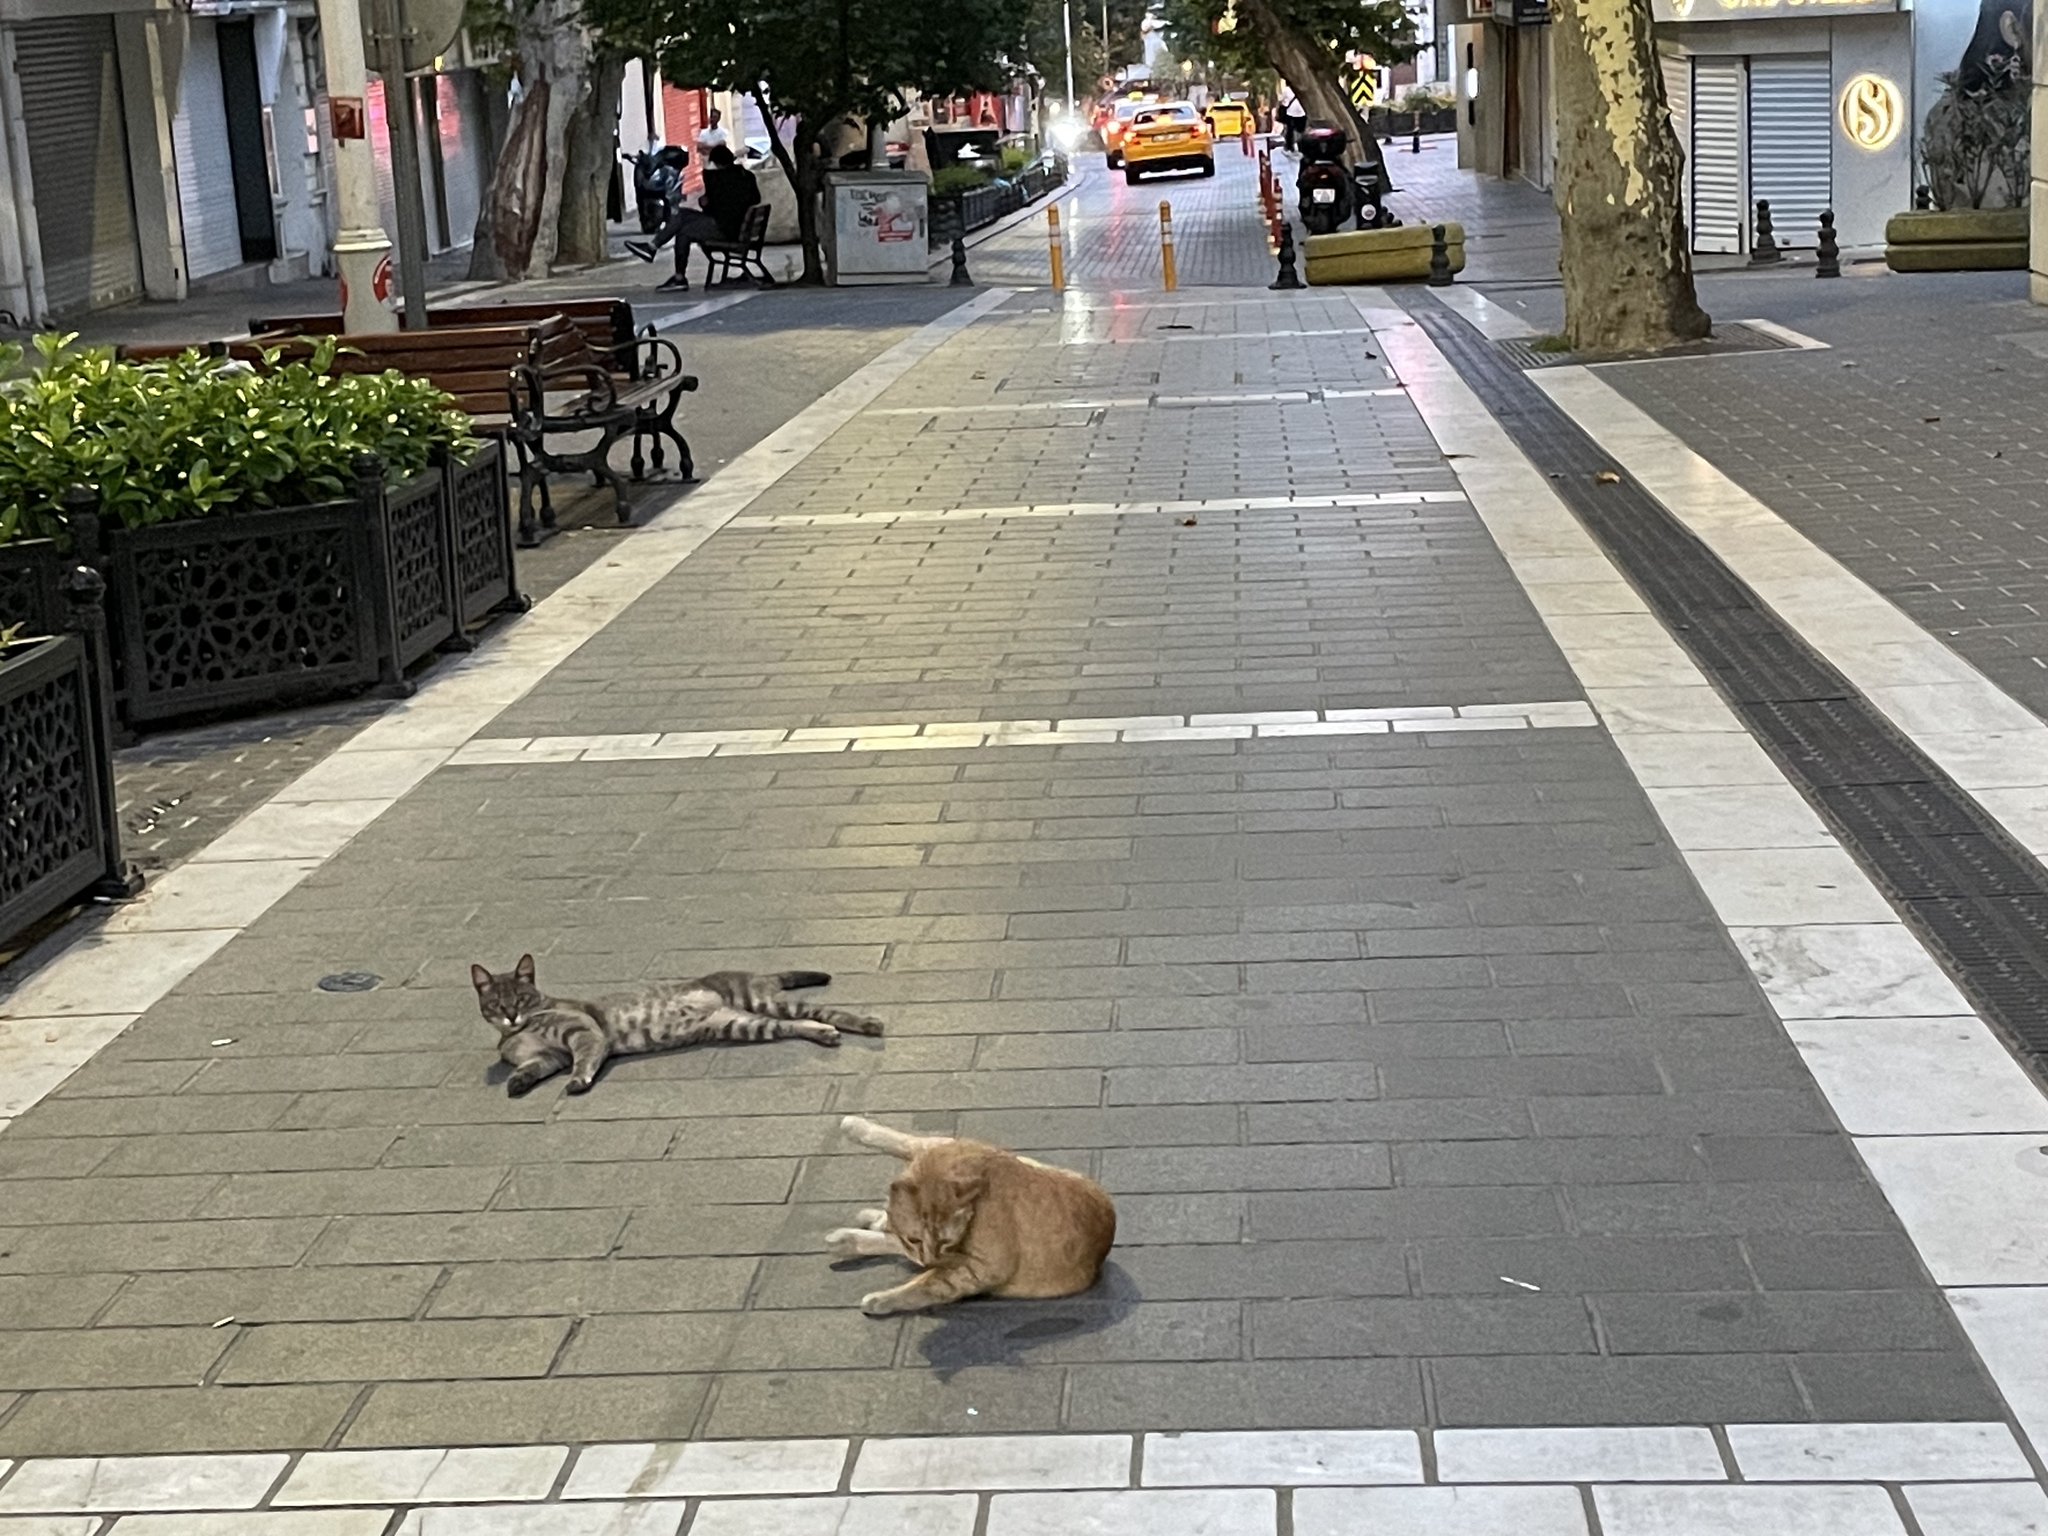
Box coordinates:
[1102,94,1161,167]
[1203,97,1251,138]
[1120,102,1215,184]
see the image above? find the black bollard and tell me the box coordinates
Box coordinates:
[1427,224,1453,287]
[1411,110,1422,154]
[1269,224,1305,290]
[1914,184,1932,210]
[1750,200,1781,264]
[1815,209,1840,278]
[949,230,973,286]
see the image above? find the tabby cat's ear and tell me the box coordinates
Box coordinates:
[469,963,492,992]
[945,1171,988,1203]
[515,954,536,984]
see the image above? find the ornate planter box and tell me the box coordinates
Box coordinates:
[0,627,135,945]
[0,438,521,733]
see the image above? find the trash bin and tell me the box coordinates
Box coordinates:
[822,170,930,285]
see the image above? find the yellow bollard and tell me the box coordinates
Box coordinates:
[1047,205,1066,291]
[1158,200,1177,291]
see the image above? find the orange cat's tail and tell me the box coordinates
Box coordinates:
[841,1115,952,1161]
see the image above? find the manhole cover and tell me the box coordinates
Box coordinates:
[317,971,381,993]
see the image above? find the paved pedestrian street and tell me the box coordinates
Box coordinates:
[4,160,2048,1534]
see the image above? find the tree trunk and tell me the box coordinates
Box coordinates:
[469,76,550,280]
[755,87,827,285]
[556,54,624,266]
[1236,0,1372,159]
[1553,0,1709,352]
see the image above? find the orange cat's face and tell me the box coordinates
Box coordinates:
[886,1161,984,1266]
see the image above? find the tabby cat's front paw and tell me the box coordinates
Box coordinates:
[506,1074,543,1098]
[856,1207,889,1231]
[564,1076,594,1095]
[861,1288,915,1316]
[824,1227,868,1260]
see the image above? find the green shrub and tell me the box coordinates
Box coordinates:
[0,334,472,547]
[931,165,992,198]
[999,144,1030,173]
[1393,85,1455,114]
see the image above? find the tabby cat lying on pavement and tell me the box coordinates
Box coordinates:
[468,955,884,1096]
[826,1115,1117,1315]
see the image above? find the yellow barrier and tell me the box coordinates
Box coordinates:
[1047,205,1066,291]
[1159,201,1177,291]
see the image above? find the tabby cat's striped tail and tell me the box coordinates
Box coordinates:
[755,993,885,1035]
[776,970,833,991]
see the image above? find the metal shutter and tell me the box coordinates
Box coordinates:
[1748,55,1831,250]
[1661,52,1690,231]
[172,20,247,279]
[1689,57,1745,255]
[12,18,143,314]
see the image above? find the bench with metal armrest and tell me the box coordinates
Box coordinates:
[700,204,778,288]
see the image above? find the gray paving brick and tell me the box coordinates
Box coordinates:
[0,1384,359,1456]
[428,1256,759,1318]
[1741,1233,1942,1292]
[4,1326,234,1389]
[1429,1354,1811,1426]
[103,1266,440,1327]
[1394,1137,1706,1187]
[0,1175,222,1225]
[560,1308,899,1374]
[342,1374,712,1448]
[309,1210,628,1266]
[94,1129,401,1177]
[1247,1098,1533,1143]
[1242,1021,1507,1061]
[380,1121,680,1167]
[0,1273,125,1330]
[1527,1089,1840,1138]
[1254,1296,1598,1358]
[1112,1241,1411,1301]
[1100,1144,1391,1194]
[1794,1351,2008,1421]
[1413,1236,1754,1295]
[196,1166,508,1218]
[1591,1290,1965,1355]
[496,1159,796,1209]
[703,1365,1064,1437]
[0,1218,327,1274]
[1566,1181,1899,1236]
[217,1317,572,1384]
[1380,1056,1665,1099]
[1106,1063,1379,1106]
[1065,1360,1426,1431]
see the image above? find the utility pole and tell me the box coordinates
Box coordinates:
[1063,0,1076,113]
[313,0,397,331]
[370,0,432,329]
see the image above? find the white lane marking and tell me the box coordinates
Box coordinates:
[0,289,1015,1107]
[448,701,1599,765]
[730,490,1469,528]
[865,387,1405,416]
[0,1426,2033,1518]
[1365,291,2048,1477]
[1733,317,1829,350]
[1432,287,1538,340]
[647,290,760,330]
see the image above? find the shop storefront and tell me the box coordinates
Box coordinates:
[1654,0,1927,253]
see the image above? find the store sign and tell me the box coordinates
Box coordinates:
[1840,72,1903,149]
[1511,0,1552,22]
[1653,0,1899,19]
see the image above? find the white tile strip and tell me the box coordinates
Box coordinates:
[1905,1480,2048,1536]
[986,1488,1275,1536]
[561,1439,846,1499]
[691,1494,978,1536]
[1294,1485,1589,1536]
[0,1455,287,1513]
[728,489,1469,528]
[273,1447,567,1506]
[391,1505,686,1536]
[446,700,1598,766]
[1727,1421,2032,1482]
[864,386,1404,416]
[1363,292,2048,1484]
[0,287,1012,1130]
[1141,1430,1422,1487]
[111,1515,392,1536]
[850,1434,1127,1491]
[1593,1483,1905,1535]
[1435,1426,1724,1483]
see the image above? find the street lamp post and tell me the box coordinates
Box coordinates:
[369,0,434,330]
[1063,0,1076,114]
[313,0,397,332]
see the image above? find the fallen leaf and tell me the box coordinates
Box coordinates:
[212,1316,235,1328]
[1180,517,1198,526]
[1923,416,1940,423]
[1595,470,1621,485]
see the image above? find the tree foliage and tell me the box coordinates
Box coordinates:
[1019,0,1147,101]
[1157,0,1413,149]
[588,0,1035,281]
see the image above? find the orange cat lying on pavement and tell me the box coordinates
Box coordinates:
[826,1115,1117,1315]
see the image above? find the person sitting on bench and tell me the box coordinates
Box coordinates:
[627,144,760,291]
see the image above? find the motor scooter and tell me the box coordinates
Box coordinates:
[1296,125,1352,235]
[1296,124,1401,235]
[631,145,689,234]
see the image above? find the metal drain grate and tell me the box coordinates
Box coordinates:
[1495,322,1797,371]
[1409,291,2048,1077]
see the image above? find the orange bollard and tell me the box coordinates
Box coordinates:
[1158,200,1177,291]
[1241,121,1253,157]
[1047,205,1066,291]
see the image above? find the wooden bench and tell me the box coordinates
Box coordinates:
[701,204,777,288]
[120,317,695,547]
[248,298,699,507]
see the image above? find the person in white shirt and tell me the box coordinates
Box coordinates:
[695,108,730,158]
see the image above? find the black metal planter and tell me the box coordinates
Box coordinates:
[0,438,523,733]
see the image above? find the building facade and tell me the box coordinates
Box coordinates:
[0,0,490,324]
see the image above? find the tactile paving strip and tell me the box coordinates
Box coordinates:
[1408,291,2048,1075]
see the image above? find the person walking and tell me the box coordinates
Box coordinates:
[695,107,731,159]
